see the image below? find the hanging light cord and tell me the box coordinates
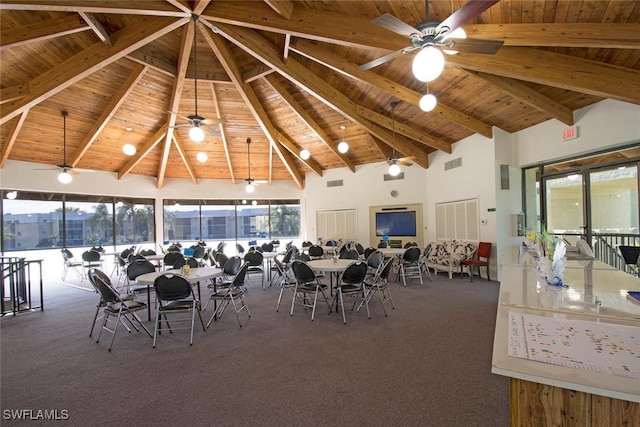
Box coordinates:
[391,101,398,157]
[192,15,199,117]
[247,138,251,181]
[62,110,68,164]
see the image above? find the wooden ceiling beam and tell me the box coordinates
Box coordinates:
[117,126,166,179]
[447,47,640,105]
[465,24,640,49]
[0,15,89,50]
[157,20,194,189]
[290,38,493,139]
[470,71,575,126]
[200,21,305,189]
[263,0,294,19]
[172,135,198,184]
[77,11,111,46]
[264,74,355,172]
[0,16,189,126]
[0,111,28,167]
[0,2,189,17]
[202,1,406,51]
[70,63,147,167]
[210,22,432,167]
[206,81,235,183]
[0,84,28,104]
[274,129,323,176]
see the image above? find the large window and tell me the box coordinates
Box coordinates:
[163,199,300,246]
[1,191,154,251]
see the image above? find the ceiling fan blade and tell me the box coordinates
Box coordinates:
[437,0,500,35]
[396,160,413,167]
[359,49,405,71]
[449,38,504,54]
[167,111,193,122]
[68,169,80,175]
[372,13,420,37]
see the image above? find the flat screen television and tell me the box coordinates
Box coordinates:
[375,211,417,237]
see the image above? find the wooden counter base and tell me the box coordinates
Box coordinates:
[509,378,640,427]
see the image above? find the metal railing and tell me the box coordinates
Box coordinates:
[1,256,44,316]
[555,233,640,275]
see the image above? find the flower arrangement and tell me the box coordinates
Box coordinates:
[523,227,567,286]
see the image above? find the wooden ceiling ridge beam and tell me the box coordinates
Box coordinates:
[77,11,111,46]
[199,21,305,189]
[0,84,28,105]
[0,15,190,126]
[70,63,148,167]
[205,81,235,183]
[0,2,190,17]
[290,38,493,139]
[263,74,355,172]
[157,20,195,189]
[118,126,166,179]
[464,23,640,49]
[471,71,574,126]
[200,1,406,51]
[0,14,90,50]
[447,47,640,105]
[172,135,198,184]
[0,111,28,167]
[209,23,432,167]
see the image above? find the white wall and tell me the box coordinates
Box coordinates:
[515,99,640,167]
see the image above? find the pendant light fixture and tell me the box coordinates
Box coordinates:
[419,83,437,112]
[245,138,255,193]
[337,124,349,153]
[188,16,205,142]
[122,126,136,156]
[388,102,401,177]
[58,111,73,184]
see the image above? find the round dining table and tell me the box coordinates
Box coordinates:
[135,267,222,320]
[306,258,357,288]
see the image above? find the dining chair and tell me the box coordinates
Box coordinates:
[88,269,151,351]
[203,256,241,310]
[82,249,103,278]
[61,248,83,281]
[359,256,395,316]
[206,262,251,328]
[273,257,297,312]
[398,246,423,286]
[244,250,265,288]
[339,249,359,260]
[290,260,330,321]
[331,260,369,324]
[87,268,135,338]
[163,251,183,270]
[153,273,205,347]
[461,242,492,282]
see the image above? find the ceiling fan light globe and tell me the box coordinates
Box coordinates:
[420,93,438,112]
[300,149,311,160]
[58,171,72,184]
[337,141,349,153]
[6,191,17,200]
[245,183,255,193]
[388,163,401,176]
[189,126,205,142]
[412,46,444,82]
[196,152,208,162]
[122,143,136,156]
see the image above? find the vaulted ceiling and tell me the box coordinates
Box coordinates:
[1,1,639,189]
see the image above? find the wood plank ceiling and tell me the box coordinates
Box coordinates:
[1,1,639,189]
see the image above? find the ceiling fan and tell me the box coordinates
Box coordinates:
[242,138,267,192]
[359,0,503,79]
[169,16,225,141]
[34,110,83,183]
[383,101,415,176]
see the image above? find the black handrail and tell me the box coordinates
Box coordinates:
[1,256,44,316]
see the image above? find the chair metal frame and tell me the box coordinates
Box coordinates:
[290,260,330,321]
[61,248,84,281]
[206,262,252,328]
[88,269,151,351]
[331,261,369,324]
[461,242,492,282]
[359,257,395,316]
[398,246,423,286]
[153,273,205,347]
